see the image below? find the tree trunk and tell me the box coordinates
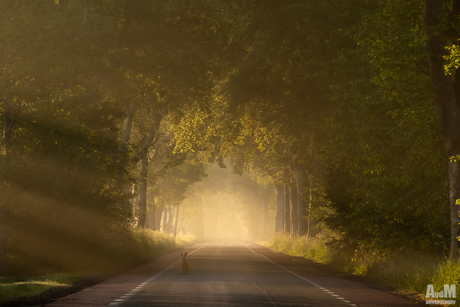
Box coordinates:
[0,193,7,276]
[155,201,164,231]
[145,199,155,230]
[137,152,148,228]
[284,184,290,234]
[449,161,460,259]
[306,173,313,239]
[274,184,284,233]
[260,198,266,240]
[137,128,159,162]
[290,176,299,237]
[173,205,180,238]
[0,103,13,275]
[120,102,137,217]
[294,162,308,236]
[166,205,175,234]
[164,205,171,233]
[425,0,460,259]
[122,102,137,145]
[135,124,160,228]
[3,103,13,164]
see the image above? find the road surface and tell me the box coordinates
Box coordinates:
[48,242,423,307]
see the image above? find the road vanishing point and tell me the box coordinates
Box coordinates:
[48,242,423,307]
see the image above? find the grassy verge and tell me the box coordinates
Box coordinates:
[175,234,199,247]
[266,233,459,305]
[131,229,177,263]
[0,274,80,303]
[1,229,180,304]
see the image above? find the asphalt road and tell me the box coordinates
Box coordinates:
[48,242,424,307]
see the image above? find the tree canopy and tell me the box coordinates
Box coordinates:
[1,0,458,275]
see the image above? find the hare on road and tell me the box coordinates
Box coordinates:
[180,252,189,275]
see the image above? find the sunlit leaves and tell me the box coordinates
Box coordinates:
[444,42,460,75]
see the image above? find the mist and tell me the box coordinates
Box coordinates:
[178,164,275,242]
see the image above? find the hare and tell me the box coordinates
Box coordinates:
[180,252,189,275]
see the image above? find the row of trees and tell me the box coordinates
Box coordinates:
[0,0,219,275]
[174,0,459,258]
[2,0,460,275]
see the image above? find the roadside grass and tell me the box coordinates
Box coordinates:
[0,274,77,303]
[268,233,333,264]
[175,234,198,246]
[1,229,179,304]
[132,229,176,261]
[267,233,458,305]
[430,260,460,306]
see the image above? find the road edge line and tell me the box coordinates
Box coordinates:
[108,242,209,306]
[242,243,358,307]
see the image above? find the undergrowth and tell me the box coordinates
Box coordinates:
[0,274,78,303]
[131,229,176,262]
[175,233,198,246]
[268,233,459,305]
[2,229,179,303]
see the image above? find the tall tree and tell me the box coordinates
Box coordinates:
[425,0,460,259]
[321,0,449,256]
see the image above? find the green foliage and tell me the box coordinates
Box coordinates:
[0,0,455,282]
[170,0,451,256]
[153,154,207,208]
[0,281,64,303]
[0,0,218,276]
[444,42,460,75]
[268,233,444,303]
[320,0,449,255]
[269,233,332,264]
[0,274,80,303]
[131,229,176,261]
[432,260,460,306]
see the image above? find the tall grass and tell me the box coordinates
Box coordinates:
[269,233,332,263]
[175,234,198,246]
[130,229,177,262]
[267,233,460,305]
[430,261,460,306]
[2,230,178,304]
[0,274,78,303]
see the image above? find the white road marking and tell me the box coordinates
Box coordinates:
[243,244,358,307]
[107,243,209,306]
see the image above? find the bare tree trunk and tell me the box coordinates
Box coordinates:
[294,162,308,236]
[173,205,180,238]
[449,161,460,259]
[137,128,159,162]
[284,184,290,234]
[0,103,13,275]
[260,198,266,240]
[120,102,137,217]
[164,205,170,233]
[122,102,137,145]
[290,176,299,237]
[274,184,284,233]
[137,152,148,228]
[425,0,460,259]
[135,121,160,228]
[146,200,155,230]
[155,201,164,231]
[166,205,175,234]
[0,193,7,276]
[3,104,13,164]
[306,173,313,239]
